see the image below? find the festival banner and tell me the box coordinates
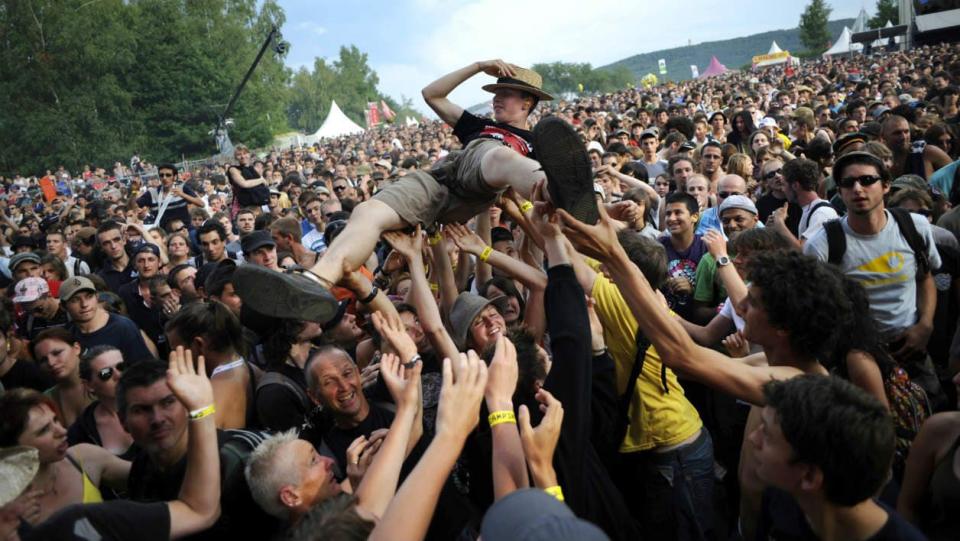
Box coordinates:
[365,102,381,128]
[751,51,790,65]
[690,65,699,78]
[658,59,667,74]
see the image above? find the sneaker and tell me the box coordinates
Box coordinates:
[233,265,338,323]
[533,116,598,224]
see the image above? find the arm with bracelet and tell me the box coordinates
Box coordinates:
[485,335,530,500]
[383,227,461,362]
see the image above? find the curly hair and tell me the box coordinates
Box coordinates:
[747,251,853,360]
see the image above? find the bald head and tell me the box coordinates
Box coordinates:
[717,174,747,198]
[881,115,911,153]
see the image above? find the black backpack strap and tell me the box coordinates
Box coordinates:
[615,333,652,446]
[73,258,83,277]
[824,218,846,266]
[256,370,311,411]
[888,207,930,276]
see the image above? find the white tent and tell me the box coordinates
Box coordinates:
[303,100,365,144]
[851,8,870,33]
[768,41,783,55]
[823,27,862,57]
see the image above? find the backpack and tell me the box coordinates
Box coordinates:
[255,370,312,413]
[824,207,930,277]
[883,366,931,479]
[217,428,282,537]
[800,201,835,235]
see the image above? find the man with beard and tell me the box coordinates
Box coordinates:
[769,158,838,250]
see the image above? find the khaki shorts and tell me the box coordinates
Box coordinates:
[373,138,503,227]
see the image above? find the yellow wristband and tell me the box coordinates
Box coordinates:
[429,282,439,292]
[188,404,216,421]
[479,246,493,263]
[488,410,516,428]
[427,231,443,246]
[519,200,534,214]
[544,485,565,502]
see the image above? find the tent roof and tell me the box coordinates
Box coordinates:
[852,8,870,33]
[700,56,728,78]
[823,26,862,57]
[768,41,782,54]
[308,100,364,141]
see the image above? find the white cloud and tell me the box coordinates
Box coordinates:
[296,20,327,37]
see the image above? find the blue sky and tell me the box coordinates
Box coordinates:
[278,0,872,113]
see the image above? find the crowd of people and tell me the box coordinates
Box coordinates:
[1,41,960,541]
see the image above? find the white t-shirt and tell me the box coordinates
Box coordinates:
[803,210,942,337]
[798,198,838,241]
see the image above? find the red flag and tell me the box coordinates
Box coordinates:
[380,100,396,121]
[366,102,381,128]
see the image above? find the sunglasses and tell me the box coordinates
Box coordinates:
[333,185,347,192]
[97,362,126,382]
[158,173,175,178]
[837,175,882,189]
[718,191,743,199]
[763,168,783,181]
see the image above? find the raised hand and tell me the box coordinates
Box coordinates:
[607,200,640,224]
[556,200,623,262]
[372,311,418,363]
[531,181,562,239]
[518,388,564,470]
[721,330,751,358]
[379,352,422,413]
[703,229,728,259]
[436,351,488,443]
[477,59,517,78]
[166,346,213,412]
[345,429,387,490]
[444,222,487,256]
[383,225,424,262]
[484,333,518,410]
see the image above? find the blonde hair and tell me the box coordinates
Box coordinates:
[726,153,754,182]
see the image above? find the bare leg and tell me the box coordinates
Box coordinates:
[310,199,406,284]
[479,146,546,199]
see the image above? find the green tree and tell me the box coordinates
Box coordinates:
[869,0,899,28]
[799,0,833,52]
[531,62,635,95]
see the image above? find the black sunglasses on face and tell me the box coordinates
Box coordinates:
[97,362,126,382]
[158,173,175,178]
[718,191,742,199]
[837,175,882,189]
[763,169,783,181]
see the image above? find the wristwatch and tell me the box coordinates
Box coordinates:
[716,255,731,267]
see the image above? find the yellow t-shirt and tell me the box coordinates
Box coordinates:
[592,273,703,453]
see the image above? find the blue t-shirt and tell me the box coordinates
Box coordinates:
[658,234,708,320]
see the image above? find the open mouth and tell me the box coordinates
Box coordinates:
[337,390,357,410]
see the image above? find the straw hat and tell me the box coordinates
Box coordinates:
[482,67,554,101]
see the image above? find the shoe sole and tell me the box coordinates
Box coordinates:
[533,116,599,225]
[233,265,338,323]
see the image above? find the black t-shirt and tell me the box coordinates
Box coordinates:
[22,500,169,541]
[17,308,69,341]
[323,403,397,472]
[757,193,801,236]
[227,165,270,207]
[758,487,928,541]
[0,357,55,392]
[97,261,136,294]
[69,313,155,365]
[117,280,165,350]
[128,430,280,541]
[453,111,536,159]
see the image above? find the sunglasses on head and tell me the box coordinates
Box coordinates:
[97,362,126,382]
[718,191,742,199]
[763,168,783,181]
[837,175,882,189]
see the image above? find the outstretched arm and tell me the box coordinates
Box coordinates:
[558,205,801,406]
[165,347,221,539]
[422,60,517,126]
[385,228,461,361]
[369,352,487,541]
